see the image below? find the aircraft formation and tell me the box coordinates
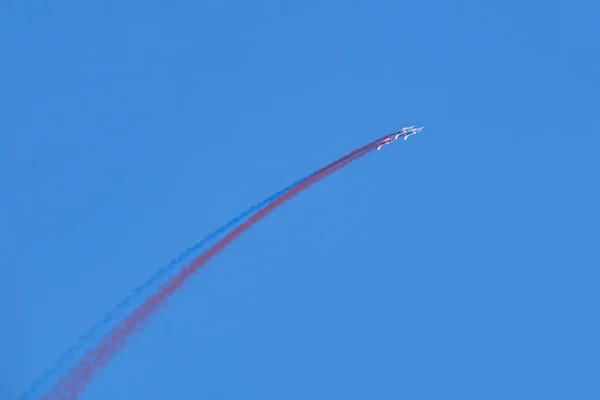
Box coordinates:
[376,125,424,150]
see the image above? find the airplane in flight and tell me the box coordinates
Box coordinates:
[376,126,424,150]
[403,126,424,140]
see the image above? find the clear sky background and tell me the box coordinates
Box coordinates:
[2,1,599,399]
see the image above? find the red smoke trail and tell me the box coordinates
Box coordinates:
[42,134,390,399]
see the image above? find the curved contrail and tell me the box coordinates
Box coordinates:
[20,167,326,400]
[36,132,397,399]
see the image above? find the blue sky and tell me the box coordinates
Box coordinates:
[2,1,599,399]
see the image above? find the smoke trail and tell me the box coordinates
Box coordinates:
[19,171,321,400]
[40,133,390,399]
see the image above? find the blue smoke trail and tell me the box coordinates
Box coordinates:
[20,172,315,399]
[21,137,385,399]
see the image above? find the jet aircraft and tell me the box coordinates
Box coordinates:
[376,126,424,150]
